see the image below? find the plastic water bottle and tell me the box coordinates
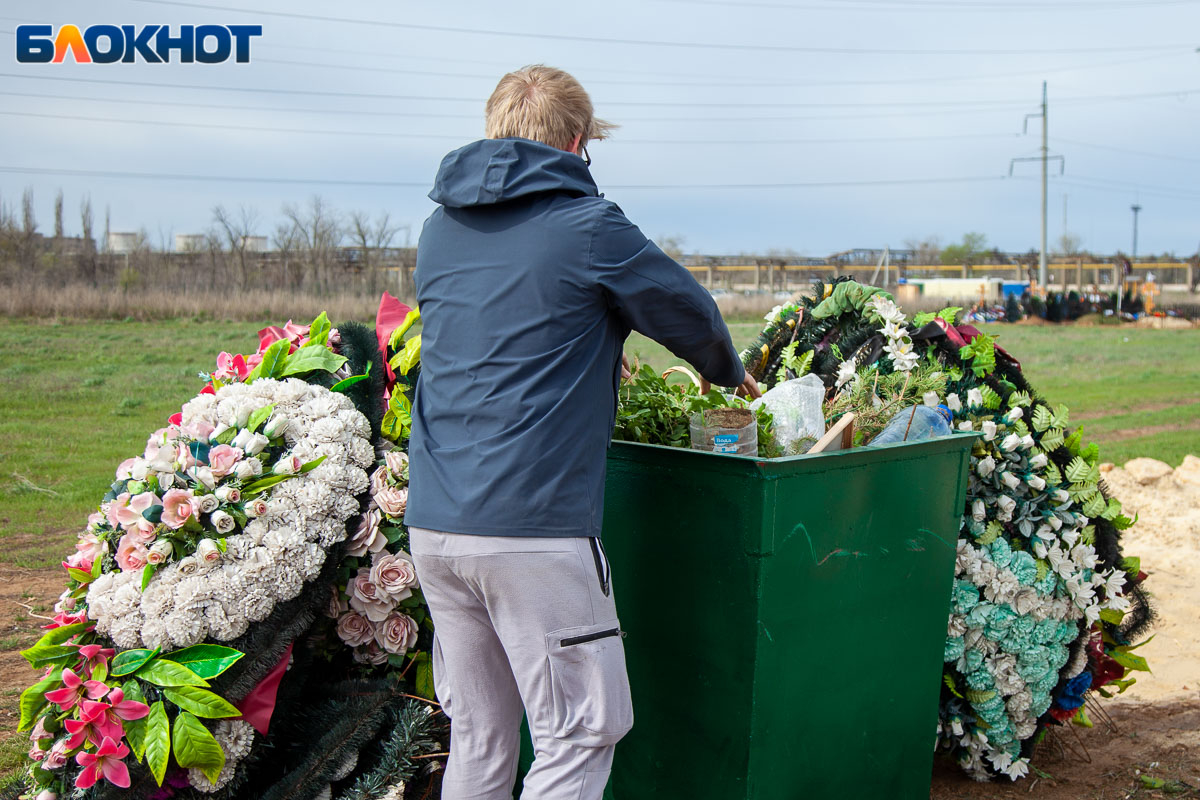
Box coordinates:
[870,404,952,445]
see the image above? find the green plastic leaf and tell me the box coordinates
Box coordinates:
[1099,608,1126,626]
[122,680,150,761]
[141,562,158,591]
[162,685,242,719]
[1031,405,1053,432]
[1065,456,1093,485]
[1071,707,1093,728]
[1040,428,1065,452]
[247,338,290,381]
[136,659,210,688]
[17,671,62,731]
[1082,492,1107,518]
[280,343,347,377]
[912,312,937,327]
[1008,390,1032,409]
[938,306,963,324]
[1052,403,1070,428]
[1108,648,1150,673]
[308,311,331,347]
[111,648,160,677]
[241,473,296,498]
[389,333,422,377]
[214,426,238,445]
[66,567,94,584]
[145,701,171,786]
[172,711,226,783]
[1120,556,1141,576]
[298,454,327,475]
[1111,676,1137,693]
[331,374,370,393]
[388,307,422,351]
[1140,776,1166,790]
[979,386,1002,410]
[20,640,78,668]
[247,403,275,433]
[162,645,245,680]
[414,653,435,700]
[943,673,963,699]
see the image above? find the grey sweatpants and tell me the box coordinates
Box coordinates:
[409,528,633,800]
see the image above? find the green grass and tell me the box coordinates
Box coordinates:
[626,322,1200,468]
[0,318,265,562]
[0,318,1196,561]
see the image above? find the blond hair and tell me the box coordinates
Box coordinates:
[484,65,615,151]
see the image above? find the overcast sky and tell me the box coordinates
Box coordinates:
[2,0,1198,258]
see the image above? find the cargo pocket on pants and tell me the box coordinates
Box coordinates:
[431,633,452,720]
[545,622,634,747]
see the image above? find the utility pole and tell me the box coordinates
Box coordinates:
[1010,81,1062,294]
[1131,204,1142,259]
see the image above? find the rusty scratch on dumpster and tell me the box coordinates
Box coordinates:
[796,523,953,566]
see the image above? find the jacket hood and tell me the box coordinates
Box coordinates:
[429,138,599,208]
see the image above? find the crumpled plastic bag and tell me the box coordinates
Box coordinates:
[751,373,826,456]
[810,281,893,321]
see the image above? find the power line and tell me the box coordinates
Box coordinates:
[654,0,1200,10]
[125,0,1193,56]
[0,109,1026,146]
[0,164,1010,190]
[1051,136,1200,164]
[4,72,1196,110]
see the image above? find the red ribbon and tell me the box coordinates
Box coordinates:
[236,642,293,735]
[375,292,413,388]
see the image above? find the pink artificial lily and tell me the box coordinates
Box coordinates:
[257,319,310,354]
[75,736,131,790]
[43,610,90,630]
[114,492,160,532]
[63,702,121,750]
[73,644,116,677]
[212,351,251,382]
[44,668,109,712]
[81,691,149,740]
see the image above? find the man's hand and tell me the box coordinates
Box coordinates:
[620,352,632,381]
[699,370,762,399]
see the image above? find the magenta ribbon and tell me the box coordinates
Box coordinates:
[236,642,293,735]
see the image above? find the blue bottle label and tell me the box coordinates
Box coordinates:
[714,434,739,445]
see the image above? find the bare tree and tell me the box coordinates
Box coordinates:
[349,210,402,292]
[656,234,686,262]
[272,220,301,289]
[212,204,260,289]
[19,188,38,270]
[80,194,97,285]
[282,196,341,292]
[1054,231,1082,258]
[904,235,941,265]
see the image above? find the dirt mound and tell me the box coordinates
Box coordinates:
[1098,457,1200,704]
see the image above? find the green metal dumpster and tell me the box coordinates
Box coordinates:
[516,432,976,799]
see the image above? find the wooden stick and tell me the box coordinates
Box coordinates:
[902,404,920,441]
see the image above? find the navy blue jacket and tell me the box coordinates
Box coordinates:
[404,138,744,538]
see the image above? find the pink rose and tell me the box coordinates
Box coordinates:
[325,586,348,619]
[147,540,173,565]
[245,498,268,518]
[176,442,198,470]
[373,487,407,518]
[374,613,419,655]
[336,610,375,647]
[369,466,389,497]
[180,419,215,442]
[115,492,159,530]
[115,458,138,480]
[384,451,408,480]
[369,551,419,602]
[28,743,46,762]
[86,512,105,530]
[160,489,194,529]
[30,717,52,742]
[346,509,385,558]
[207,445,244,478]
[42,740,69,771]
[352,642,389,666]
[115,534,150,572]
[195,539,222,566]
[105,493,130,530]
[65,550,92,573]
[75,533,104,565]
[348,567,393,622]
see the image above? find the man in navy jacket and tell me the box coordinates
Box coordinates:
[405,65,758,800]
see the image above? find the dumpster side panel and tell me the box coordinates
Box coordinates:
[602,446,768,800]
[749,441,971,799]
